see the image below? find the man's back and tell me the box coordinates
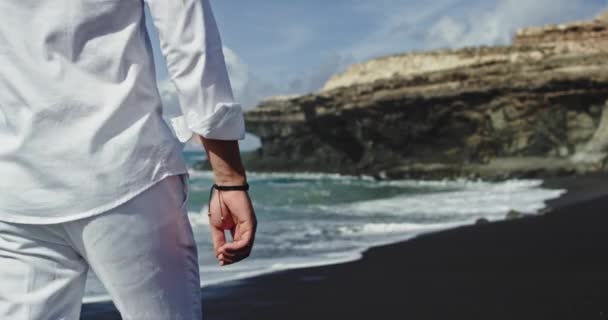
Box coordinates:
[0,1,255,318]
[0,0,189,222]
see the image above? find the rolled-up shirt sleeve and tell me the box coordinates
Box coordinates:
[144,0,245,143]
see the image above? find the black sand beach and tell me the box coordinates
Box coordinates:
[81,175,608,320]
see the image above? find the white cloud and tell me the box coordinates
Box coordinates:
[287,54,355,94]
[426,16,467,48]
[347,0,605,61]
[237,54,355,103]
[424,0,605,49]
[272,25,315,54]
[222,47,249,98]
[347,0,460,59]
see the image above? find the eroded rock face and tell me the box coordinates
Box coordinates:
[514,13,608,53]
[243,12,608,179]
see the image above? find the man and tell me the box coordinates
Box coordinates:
[0,0,257,319]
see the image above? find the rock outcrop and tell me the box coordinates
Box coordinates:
[242,12,608,179]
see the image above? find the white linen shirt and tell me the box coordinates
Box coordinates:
[0,0,245,224]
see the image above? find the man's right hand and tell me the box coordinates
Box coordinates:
[207,187,257,266]
[197,135,257,266]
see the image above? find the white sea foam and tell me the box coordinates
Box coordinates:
[371,178,545,189]
[187,169,375,181]
[337,222,462,236]
[187,210,210,227]
[324,180,565,217]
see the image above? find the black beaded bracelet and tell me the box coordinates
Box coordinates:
[213,183,250,192]
[207,183,249,221]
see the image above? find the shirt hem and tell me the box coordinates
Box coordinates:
[0,169,191,225]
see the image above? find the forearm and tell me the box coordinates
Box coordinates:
[197,135,247,185]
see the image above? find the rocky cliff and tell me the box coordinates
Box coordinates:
[241,12,608,179]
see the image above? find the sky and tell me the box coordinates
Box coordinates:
[144,0,608,149]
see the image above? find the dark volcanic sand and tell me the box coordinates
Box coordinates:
[82,176,608,320]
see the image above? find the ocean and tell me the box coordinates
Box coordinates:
[82,150,566,303]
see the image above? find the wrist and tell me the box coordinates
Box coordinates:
[214,174,247,186]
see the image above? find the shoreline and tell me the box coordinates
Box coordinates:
[542,173,608,210]
[80,174,602,319]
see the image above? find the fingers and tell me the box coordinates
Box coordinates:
[213,221,252,266]
[209,225,226,258]
[217,253,234,266]
[221,223,254,251]
[218,249,248,265]
[218,223,255,266]
[221,236,251,253]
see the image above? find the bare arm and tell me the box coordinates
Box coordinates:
[199,137,247,185]
[144,0,255,265]
[198,136,257,266]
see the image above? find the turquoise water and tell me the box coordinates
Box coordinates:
[83,150,566,302]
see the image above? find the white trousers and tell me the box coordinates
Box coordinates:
[0,174,202,320]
